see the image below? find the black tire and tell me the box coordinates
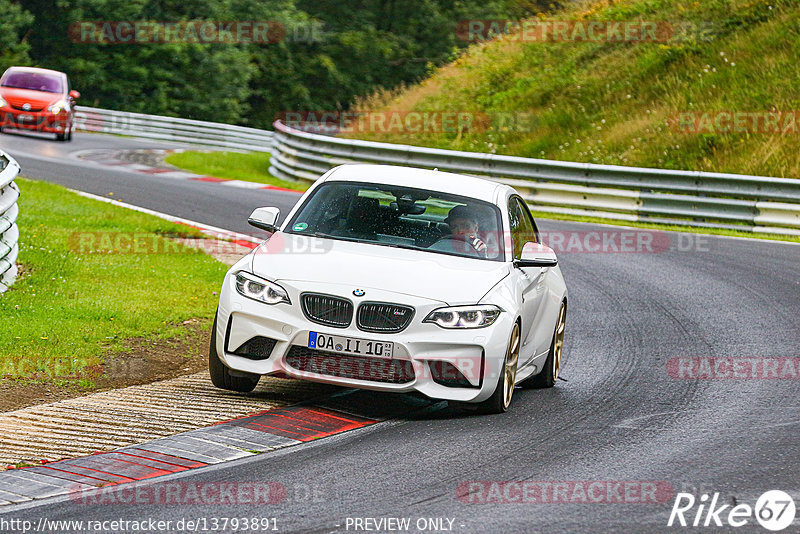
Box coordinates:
[66,127,73,141]
[520,301,566,389]
[56,132,66,141]
[474,322,520,414]
[209,317,260,393]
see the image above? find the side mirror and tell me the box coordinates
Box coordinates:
[248,207,281,233]
[69,90,80,99]
[515,242,558,268]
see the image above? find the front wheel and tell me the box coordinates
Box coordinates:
[475,321,520,414]
[209,317,260,393]
[520,301,566,389]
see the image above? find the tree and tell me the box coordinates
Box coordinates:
[10,0,536,127]
[0,1,33,72]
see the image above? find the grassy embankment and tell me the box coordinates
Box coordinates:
[354,0,800,177]
[0,179,228,398]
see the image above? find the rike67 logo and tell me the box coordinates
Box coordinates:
[668,490,796,531]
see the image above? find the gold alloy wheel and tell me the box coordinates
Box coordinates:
[503,323,521,408]
[553,303,566,381]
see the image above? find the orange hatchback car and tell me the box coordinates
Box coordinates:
[0,66,80,141]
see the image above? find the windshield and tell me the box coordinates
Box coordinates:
[286,181,505,261]
[1,71,63,93]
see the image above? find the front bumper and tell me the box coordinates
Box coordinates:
[215,272,514,403]
[1,110,70,133]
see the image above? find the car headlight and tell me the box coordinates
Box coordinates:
[424,305,502,329]
[0,96,6,108]
[235,272,290,305]
[47,100,69,114]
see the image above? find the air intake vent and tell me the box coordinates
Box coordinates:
[301,293,353,328]
[286,346,414,384]
[232,336,277,360]
[357,302,414,333]
[428,360,477,388]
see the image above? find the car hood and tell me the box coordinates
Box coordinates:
[0,87,62,107]
[249,233,510,305]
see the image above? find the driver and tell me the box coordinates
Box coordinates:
[445,205,487,255]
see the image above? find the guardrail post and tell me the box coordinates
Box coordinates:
[0,153,21,293]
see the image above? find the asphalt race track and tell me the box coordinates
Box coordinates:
[0,130,300,236]
[2,131,799,533]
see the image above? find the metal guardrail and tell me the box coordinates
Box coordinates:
[0,151,21,293]
[270,121,800,236]
[73,106,274,152]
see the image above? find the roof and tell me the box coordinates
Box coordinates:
[322,164,507,203]
[3,66,67,78]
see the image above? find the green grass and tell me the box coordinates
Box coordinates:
[0,178,228,382]
[353,0,800,179]
[165,150,308,191]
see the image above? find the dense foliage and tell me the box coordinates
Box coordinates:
[353,0,800,179]
[4,0,551,127]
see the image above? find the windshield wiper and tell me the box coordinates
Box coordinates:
[302,231,358,244]
[376,242,422,252]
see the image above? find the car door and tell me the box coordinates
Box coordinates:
[508,196,548,366]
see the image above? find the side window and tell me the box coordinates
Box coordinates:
[508,197,537,259]
[519,200,540,244]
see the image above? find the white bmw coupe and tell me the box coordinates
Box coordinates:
[211,164,567,413]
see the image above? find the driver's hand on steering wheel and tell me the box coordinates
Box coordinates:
[469,235,487,255]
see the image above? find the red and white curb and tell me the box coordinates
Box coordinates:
[0,389,441,506]
[0,404,376,505]
[72,149,302,194]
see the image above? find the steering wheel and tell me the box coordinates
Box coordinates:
[433,234,482,257]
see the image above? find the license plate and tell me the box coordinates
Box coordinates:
[308,332,393,359]
[18,114,33,122]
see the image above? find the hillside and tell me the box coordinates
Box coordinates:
[350,0,800,178]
